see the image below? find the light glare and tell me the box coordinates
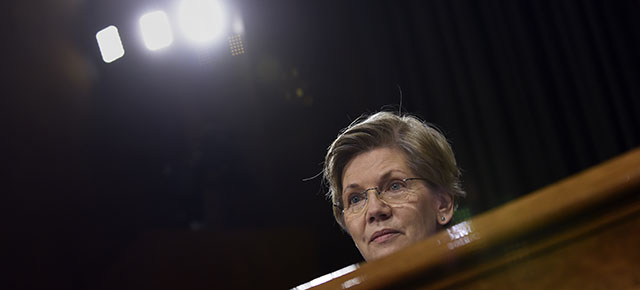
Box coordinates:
[232,14,245,35]
[140,10,174,51]
[178,0,225,44]
[96,26,125,63]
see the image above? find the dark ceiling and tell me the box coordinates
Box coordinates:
[4,0,640,289]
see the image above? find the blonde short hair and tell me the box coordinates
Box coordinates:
[323,111,465,229]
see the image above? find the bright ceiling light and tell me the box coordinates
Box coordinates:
[96,25,125,63]
[178,0,226,44]
[139,10,174,51]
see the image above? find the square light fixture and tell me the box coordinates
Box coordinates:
[139,10,174,51]
[96,25,125,63]
[228,34,245,56]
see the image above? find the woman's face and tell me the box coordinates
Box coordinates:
[341,147,452,261]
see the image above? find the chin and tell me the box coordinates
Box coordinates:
[365,243,404,261]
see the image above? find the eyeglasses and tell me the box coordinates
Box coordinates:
[333,178,428,217]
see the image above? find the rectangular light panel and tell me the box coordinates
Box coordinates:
[140,11,173,51]
[96,25,125,63]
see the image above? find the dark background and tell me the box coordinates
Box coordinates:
[4,0,639,289]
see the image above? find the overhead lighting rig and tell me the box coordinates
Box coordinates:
[95,0,245,63]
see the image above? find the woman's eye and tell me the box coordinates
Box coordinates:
[388,182,406,191]
[348,194,363,205]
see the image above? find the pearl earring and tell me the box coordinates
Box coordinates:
[440,216,446,222]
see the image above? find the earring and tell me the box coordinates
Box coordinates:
[440,216,446,222]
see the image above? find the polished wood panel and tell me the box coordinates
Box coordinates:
[427,198,640,290]
[310,148,640,290]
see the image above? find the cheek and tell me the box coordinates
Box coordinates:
[402,205,431,229]
[345,219,365,242]
[406,197,438,235]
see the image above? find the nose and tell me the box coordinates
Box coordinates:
[365,190,392,223]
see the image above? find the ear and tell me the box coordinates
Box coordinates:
[434,192,454,225]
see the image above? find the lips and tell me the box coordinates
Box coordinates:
[369,229,401,243]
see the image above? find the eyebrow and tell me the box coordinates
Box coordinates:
[342,170,407,193]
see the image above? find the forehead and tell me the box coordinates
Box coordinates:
[341,147,411,189]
